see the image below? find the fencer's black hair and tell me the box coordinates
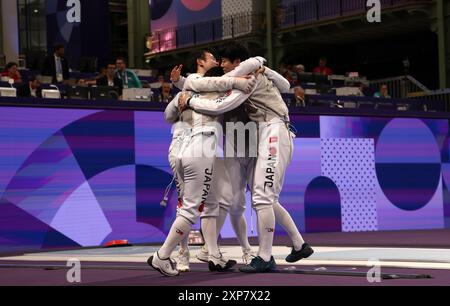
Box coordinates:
[189,49,216,73]
[220,42,250,63]
[204,66,224,77]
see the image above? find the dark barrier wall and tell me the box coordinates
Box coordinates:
[46,0,111,70]
[0,102,450,253]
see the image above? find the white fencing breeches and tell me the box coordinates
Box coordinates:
[176,132,219,224]
[250,118,295,210]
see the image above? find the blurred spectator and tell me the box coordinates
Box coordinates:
[97,62,123,96]
[313,57,333,76]
[293,64,305,86]
[279,63,288,75]
[374,84,391,99]
[157,74,165,85]
[81,67,108,86]
[280,63,296,85]
[17,75,41,98]
[1,62,22,83]
[293,86,307,107]
[294,64,305,74]
[155,82,174,103]
[41,43,70,83]
[150,73,167,89]
[288,64,298,85]
[358,82,368,97]
[115,57,142,89]
[95,67,107,80]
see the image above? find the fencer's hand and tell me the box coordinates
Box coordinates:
[233,76,257,93]
[255,66,266,76]
[170,65,183,83]
[178,91,193,112]
[255,56,267,67]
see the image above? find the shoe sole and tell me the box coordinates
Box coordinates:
[239,266,277,273]
[208,260,237,272]
[147,256,180,277]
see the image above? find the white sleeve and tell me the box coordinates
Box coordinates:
[173,76,186,90]
[164,93,180,123]
[225,57,266,77]
[189,90,250,116]
[184,77,235,93]
[264,67,291,93]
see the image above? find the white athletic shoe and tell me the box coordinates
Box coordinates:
[208,253,237,272]
[242,249,256,265]
[147,252,180,277]
[196,245,209,263]
[176,248,190,272]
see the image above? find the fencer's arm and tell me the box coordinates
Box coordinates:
[264,67,291,93]
[184,76,256,94]
[164,93,180,123]
[224,57,266,77]
[183,77,236,93]
[189,90,250,116]
[173,76,186,90]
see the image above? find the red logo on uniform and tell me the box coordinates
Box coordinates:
[199,203,205,213]
[176,229,184,236]
[178,200,183,209]
[269,137,278,143]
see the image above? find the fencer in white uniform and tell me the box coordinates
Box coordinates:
[149,51,256,277]
[178,55,314,273]
[168,56,266,269]
[172,57,287,263]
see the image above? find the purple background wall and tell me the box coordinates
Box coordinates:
[46,0,111,69]
[0,106,449,253]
